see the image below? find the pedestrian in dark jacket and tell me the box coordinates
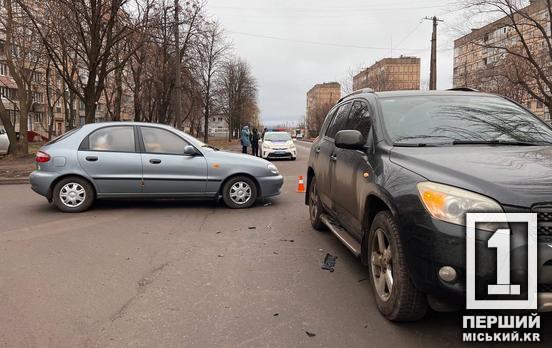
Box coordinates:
[251,128,260,157]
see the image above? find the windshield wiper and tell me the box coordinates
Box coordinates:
[393,143,440,147]
[452,140,546,146]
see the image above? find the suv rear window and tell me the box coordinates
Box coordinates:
[380,95,552,145]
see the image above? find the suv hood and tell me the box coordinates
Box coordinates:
[390,146,552,208]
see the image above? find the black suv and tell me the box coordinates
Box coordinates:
[306,89,552,321]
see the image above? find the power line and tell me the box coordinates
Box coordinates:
[227,30,431,52]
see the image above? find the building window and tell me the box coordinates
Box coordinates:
[537,100,544,109]
[0,62,8,76]
[0,86,15,100]
[32,91,44,104]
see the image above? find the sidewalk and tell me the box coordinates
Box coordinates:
[0,155,35,185]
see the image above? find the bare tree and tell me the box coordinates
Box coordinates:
[193,21,230,142]
[18,0,151,124]
[0,0,45,156]
[217,58,258,140]
[460,0,552,110]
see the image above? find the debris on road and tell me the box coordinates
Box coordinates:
[321,253,337,272]
[358,278,367,283]
[248,226,256,230]
[273,251,279,255]
[217,254,224,258]
[305,331,316,337]
[279,239,295,243]
[264,202,272,207]
[216,231,222,234]
[273,313,279,317]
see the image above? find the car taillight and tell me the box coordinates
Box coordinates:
[36,151,51,163]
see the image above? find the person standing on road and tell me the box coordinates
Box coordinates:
[251,128,260,157]
[241,125,251,154]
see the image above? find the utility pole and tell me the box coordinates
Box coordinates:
[174,0,182,129]
[423,16,443,90]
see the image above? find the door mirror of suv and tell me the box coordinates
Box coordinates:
[184,145,199,156]
[335,130,366,150]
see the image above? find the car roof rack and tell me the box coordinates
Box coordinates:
[447,87,479,92]
[338,88,375,103]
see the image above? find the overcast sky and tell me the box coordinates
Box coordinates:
[206,0,463,125]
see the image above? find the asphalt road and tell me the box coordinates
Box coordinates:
[0,141,549,347]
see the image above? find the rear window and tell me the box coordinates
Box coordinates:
[46,127,80,145]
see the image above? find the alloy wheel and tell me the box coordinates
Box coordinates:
[371,228,394,302]
[309,180,318,222]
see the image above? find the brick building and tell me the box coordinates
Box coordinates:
[353,56,421,92]
[306,82,341,136]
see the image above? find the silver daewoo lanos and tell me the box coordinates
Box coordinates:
[30,123,284,212]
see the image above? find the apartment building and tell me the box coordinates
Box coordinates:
[453,0,551,121]
[306,82,341,135]
[353,56,421,92]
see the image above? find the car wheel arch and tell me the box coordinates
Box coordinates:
[218,173,261,197]
[48,174,98,201]
[360,194,397,265]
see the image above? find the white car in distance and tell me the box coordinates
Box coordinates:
[262,131,296,160]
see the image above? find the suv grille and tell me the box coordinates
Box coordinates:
[532,204,552,238]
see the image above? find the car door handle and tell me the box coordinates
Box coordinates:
[85,156,98,162]
[149,159,162,164]
[330,154,337,162]
[315,147,321,153]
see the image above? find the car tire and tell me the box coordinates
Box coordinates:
[291,157,296,161]
[222,176,258,209]
[52,176,95,213]
[367,211,427,321]
[308,176,325,230]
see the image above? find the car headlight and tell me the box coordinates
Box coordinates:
[417,182,504,230]
[267,164,279,175]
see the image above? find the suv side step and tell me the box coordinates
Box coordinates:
[320,214,361,257]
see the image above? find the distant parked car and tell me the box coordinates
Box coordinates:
[296,134,304,140]
[262,131,297,160]
[29,123,284,212]
[0,128,9,155]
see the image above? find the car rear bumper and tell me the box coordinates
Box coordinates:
[257,175,284,198]
[29,170,58,197]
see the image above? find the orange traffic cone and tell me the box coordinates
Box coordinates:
[297,176,306,193]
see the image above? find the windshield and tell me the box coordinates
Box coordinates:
[379,95,552,146]
[264,132,291,141]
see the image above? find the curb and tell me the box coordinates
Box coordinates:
[0,177,29,185]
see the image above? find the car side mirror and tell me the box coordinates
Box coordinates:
[184,145,199,156]
[335,130,366,150]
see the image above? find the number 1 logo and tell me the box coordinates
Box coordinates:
[466,213,537,310]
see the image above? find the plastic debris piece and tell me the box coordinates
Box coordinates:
[321,253,337,272]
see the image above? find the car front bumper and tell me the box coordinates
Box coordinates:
[401,216,552,311]
[257,175,284,198]
[262,147,296,159]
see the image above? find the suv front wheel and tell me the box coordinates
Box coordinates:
[308,176,324,230]
[367,211,427,321]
